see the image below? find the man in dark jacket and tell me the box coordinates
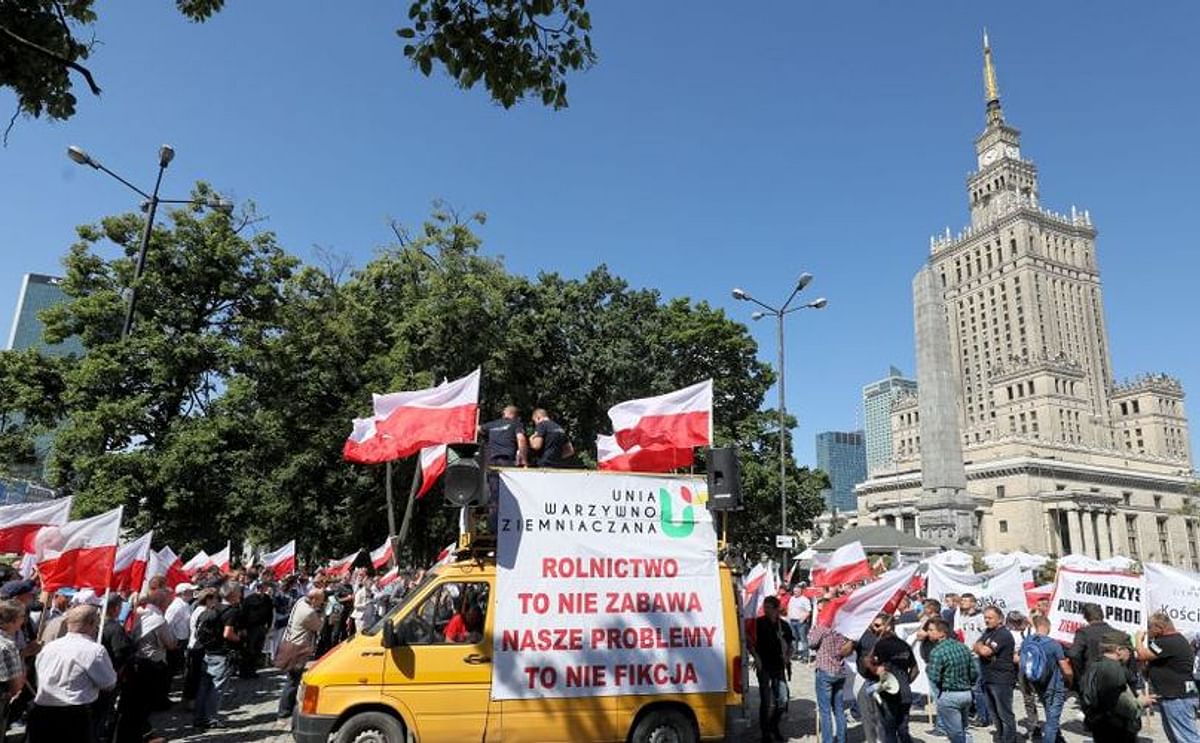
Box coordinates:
[96,594,131,743]
[1068,602,1115,680]
[752,596,794,742]
[239,581,275,677]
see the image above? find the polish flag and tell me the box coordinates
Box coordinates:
[372,369,480,461]
[326,552,358,577]
[434,542,457,567]
[0,498,72,553]
[810,541,872,587]
[818,564,920,640]
[37,506,123,592]
[608,380,712,451]
[206,542,231,573]
[158,546,189,588]
[182,550,209,576]
[417,444,448,498]
[370,537,394,570]
[110,530,154,592]
[261,540,296,580]
[377,566,400,589]
[741,560,778,617]
[596,435,694,473]
[343,417,400,464]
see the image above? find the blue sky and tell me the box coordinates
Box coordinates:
[1,2,1197,466]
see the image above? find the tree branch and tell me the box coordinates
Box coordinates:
[0,25,102,96]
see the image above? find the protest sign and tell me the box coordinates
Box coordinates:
[895,621,930,696]
[1144,562,1200,636]
[1046,568,1144,643]
[493,471,725,700]
[927,561,1027,614]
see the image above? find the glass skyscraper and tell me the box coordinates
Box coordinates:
[6,273,83,356]
[862,366,917,475]
[815,430,866,513]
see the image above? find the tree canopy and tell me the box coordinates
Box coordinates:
[19,194,827,566]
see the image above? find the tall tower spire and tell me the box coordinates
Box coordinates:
[982,29,1004,125]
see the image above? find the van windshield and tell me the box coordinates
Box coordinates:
[363,570,437,636]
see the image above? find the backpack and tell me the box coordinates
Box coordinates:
[195,608,226,653]
[1020,634,1053,688]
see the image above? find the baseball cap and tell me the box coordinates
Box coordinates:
[175,582,197,593]
[0,580,35,599]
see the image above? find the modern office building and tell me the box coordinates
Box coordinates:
[815,430,867,514]
[6,273,83,356]
[857,35,1195,562]
[862,367,917,475]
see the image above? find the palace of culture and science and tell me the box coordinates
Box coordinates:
[856,35,1195,565]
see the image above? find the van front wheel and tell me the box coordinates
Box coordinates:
[334,711,406,743]
[630,708,696,743]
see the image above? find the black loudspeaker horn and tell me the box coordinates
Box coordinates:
[706,446,741,510]
[444,443,487,508]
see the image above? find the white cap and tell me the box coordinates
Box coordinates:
[175,582,198,593]
[71,588,104,607]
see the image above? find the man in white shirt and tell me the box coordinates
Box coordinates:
[117,588,176,743]
[786,585,812,660]
[165,583,196,681]
[29,605,117,740]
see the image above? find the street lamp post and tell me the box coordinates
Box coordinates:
[732,276,826,574]
[67,144,233,338]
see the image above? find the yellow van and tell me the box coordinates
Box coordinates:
[293,556,744,743]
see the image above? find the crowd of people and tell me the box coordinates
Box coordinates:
[0,557,428,742]
[751,576,1200,743]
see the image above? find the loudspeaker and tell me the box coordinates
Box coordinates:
[706,446,741,510]
[444,444,487,508]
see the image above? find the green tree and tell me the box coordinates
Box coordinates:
[0,349,64,478]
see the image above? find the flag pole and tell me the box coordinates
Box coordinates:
[97,586,111,642]
[394,460,422,564]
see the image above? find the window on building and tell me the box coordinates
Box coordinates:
[1154,495,1163,509]
[1133,400,1141,414]
[1188,521,1199,571]
[1122,492,1132,506]
[1158,517,1171,562]
[1056,484,1066,492]
[996,485,1005,499]
[999,520,1008,533]
[1127,515,1140,558]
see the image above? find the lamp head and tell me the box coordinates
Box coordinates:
[67,146,95,167]
[211,198,235,215]
[751,311,766,321]
[158,144,175,168]
[731,288,748,301]
[796,272,814,291]
[807,297,828,309]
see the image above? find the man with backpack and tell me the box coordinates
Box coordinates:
[1022,615,1073,743]
[1079,633,1142,743]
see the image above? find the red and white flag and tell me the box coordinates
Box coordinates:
[434,542,456,567]
[110,530,153,592]
[810,541,872,587]
[182,550,209,576]
[158,546,190,588]
[261,540,296,580]
[372,369,480,461]
[741,560,778,617]
[370,537,393,570]
[37,506,123,592]
[608,380,712,451]
[417,444,448,498]
[206,542,231,573]
[343,417,399,465]
[326,551,357,577]
[820,564,920,640]
[377,566,400,589]
[596,434,694,473]
[0,498,72,553]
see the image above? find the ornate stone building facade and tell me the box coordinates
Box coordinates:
[856,35,1196,563]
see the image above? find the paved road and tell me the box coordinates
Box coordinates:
[145,664,1169,742]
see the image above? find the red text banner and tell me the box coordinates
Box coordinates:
[493,471,725,700]
[1046,567,1143,644]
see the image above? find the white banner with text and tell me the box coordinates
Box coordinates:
[1046,568,1144,643]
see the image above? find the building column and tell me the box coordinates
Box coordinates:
[1105,512,1116,558]
[1065,507,1083,557]
[1096,512,1113,560]
[1043,508,1059,556]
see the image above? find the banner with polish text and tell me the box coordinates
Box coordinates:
[926,561,1027,614]
[1144,562,1200,636]
[493,470,725,700]
[1046,568,1144,644]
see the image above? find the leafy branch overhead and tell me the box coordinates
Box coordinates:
[397,0,595,109]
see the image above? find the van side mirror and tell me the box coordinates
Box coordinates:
[382,619,398,648]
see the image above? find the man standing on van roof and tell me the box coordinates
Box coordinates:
[479,405,528,466]
[529,409,575,468]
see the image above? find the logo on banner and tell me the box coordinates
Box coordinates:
[658,485,706,539]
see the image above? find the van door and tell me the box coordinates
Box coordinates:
[383,579,499,741]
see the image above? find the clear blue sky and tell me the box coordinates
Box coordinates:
[2,2,1197,466]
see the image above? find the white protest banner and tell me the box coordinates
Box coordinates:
[493,471,725,700]
[1046,567,1144,644]
[927,561,1027,614]
[894,621,930,696]
[1144,562,1200,636]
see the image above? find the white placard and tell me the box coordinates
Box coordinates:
[492,471,726,700]
[927,561,1028,614]
[1046,567,1144,643]
[1144,562,1200,637]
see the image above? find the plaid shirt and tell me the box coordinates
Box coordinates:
[808,624,849,675]
[0,631,21,683]
[927,637,977,692]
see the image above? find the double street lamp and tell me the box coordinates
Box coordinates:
[67,144,233,338]
[732,274,826,571]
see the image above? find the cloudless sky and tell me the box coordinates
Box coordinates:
[2,2,1197,466]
